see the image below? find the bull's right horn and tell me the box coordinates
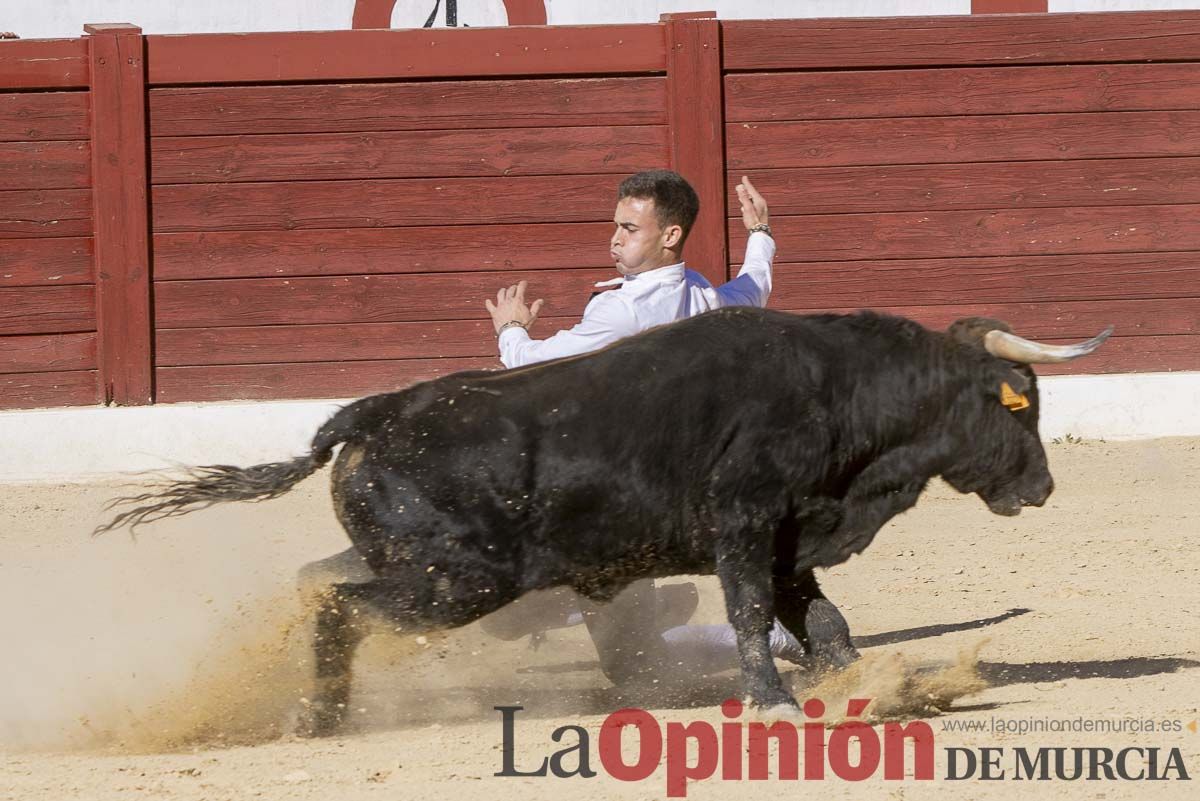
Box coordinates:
[984,326,1114,364]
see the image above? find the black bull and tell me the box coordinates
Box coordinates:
[98,308,1109,734]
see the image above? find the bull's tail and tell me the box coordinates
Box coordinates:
[92,393,392,536]
[92,453,328,536]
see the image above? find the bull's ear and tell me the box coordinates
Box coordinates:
[982,363,1030,401]
[1003,367,1031,395]
[989,366,1033,412]
[948,316,1012,348]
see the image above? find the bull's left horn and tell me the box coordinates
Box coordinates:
[984,325,1113,364]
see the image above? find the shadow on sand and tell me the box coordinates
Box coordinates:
[349,610,1199,730]
[852,607,1031,649]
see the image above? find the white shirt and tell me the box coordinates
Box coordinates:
[498,231,775,368]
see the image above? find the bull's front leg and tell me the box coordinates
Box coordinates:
[803,445,939,568]
[715,549,796,711]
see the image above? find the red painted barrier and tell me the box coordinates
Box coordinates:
[2,11,1199,409]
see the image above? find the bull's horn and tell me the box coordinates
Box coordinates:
[984,325,1113,364]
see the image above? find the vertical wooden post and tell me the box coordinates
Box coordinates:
[86,23,153,405]
[662,11,727,286]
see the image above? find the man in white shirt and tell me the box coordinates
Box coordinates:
[486,170,773,367]
[480,170,857,685]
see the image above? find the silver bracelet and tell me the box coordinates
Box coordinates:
[748,223,772,238]
[496,320,527,336]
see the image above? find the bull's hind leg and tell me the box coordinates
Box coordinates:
[297,546,375,600]
[299,573,514,737]
[772,569,859,670]
[302,582,371,736]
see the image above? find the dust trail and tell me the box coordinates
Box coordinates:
[81,593,314,751]
[0,497,338,753]
[790,641,989,723]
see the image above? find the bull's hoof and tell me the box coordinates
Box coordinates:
[806,640,860,672]
[295,702,345,738]
[754,701,804,724]
[747,684,800,714]
[804,598,860,670]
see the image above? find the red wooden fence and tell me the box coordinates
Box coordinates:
[0,36,99,409]
[723,12,1200,376]
[3,11,1200,409]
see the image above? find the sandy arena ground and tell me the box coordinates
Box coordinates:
[0,436,1197,800]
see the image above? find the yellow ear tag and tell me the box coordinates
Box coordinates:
[1000,382,1030,411]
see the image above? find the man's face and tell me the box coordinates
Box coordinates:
[610,197,677,275]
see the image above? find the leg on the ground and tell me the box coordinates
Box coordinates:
[660,617,806,674]
[579,578,673,687]
[774,568,859,669]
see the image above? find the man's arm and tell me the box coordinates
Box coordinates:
[715,176,774,309]
[485,281,638,369]
[716,232,775,309]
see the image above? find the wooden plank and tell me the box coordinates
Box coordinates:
[728,111,1200,170]
[757,314,1193,374]
[153,333,1199,393]
[0,285,95,335]
[0,332,96,374]
[0,38,89,90]
[150,126,667,184]
[87,23,153,406]
[156,318,577,366]
[755,252,1200,309]
[664,13,726,287]
[766,298,1199,341]
[0,188,91,238]
[155,357,500,403]
[151,175,618,233]
[722,12,1200,71]
[1034,335,1200,375]
[726,63,1200,123]
[1,237,93,286]
[145,25,666,85]
[0,370,101,409]
[154,269,612,328]
[728,205,1200,262]
[0,91,89,141]
[0,140,89,190]
[153,223,614,280]
[148,78,667,137]
[729,159,1200,215]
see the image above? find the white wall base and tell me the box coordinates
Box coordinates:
[1038,371,1200,443]
[1,371,1196,482]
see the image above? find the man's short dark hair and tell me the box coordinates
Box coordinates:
[617,170,700,244]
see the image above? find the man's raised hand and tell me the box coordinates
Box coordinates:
[735,176,769,232]
[485,280,545,335]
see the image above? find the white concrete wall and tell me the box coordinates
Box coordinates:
[8,0,1200,39]
[9,0,1107,40]
[1050,1,1200,10]
[4,1,353,39]
[1,372,1196,481]
[543,0,969,24]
